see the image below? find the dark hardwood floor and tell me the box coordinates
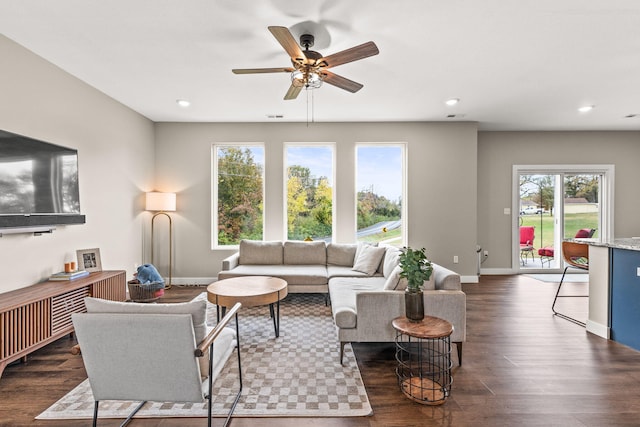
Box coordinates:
[2,275,640,426]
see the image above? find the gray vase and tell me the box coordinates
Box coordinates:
[404,289,424,322]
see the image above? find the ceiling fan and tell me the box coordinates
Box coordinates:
[232,26,379,100]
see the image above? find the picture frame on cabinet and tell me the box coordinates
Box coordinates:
[76,248,102,273]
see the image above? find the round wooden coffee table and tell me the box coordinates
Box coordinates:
[207,276,288,337]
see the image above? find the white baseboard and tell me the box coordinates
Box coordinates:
[480,268,517,275]
[461,275,479,283]
[586,320,610,339]
[169,277,216,286]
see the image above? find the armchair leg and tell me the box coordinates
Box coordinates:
[92,399,145,427]
[339,342,346,365]
[208,312,243,427]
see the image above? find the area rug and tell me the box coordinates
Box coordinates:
[36,293,372,420]
[526,273,589,283]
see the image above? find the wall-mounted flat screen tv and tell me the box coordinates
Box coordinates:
[0,129,85,229]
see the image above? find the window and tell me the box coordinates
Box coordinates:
[213,145,264,247]
[285,144,334,241]
[356,144,405,246]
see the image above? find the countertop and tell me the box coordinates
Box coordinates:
[572,237,640,251]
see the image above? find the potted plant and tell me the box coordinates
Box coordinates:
[399,247,433,322]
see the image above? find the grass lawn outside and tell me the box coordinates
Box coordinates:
[520,212,598,250]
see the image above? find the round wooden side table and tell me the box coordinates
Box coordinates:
[392,315,454,405]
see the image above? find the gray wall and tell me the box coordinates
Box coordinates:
[0,35,155,293]
[477,131,640,271]
[5,33,640,292]
[154,122,479,282]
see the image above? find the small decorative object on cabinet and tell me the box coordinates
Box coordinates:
[76,248,102,272]
[399,247,433,322]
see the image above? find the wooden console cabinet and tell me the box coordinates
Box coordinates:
[0,270,126,378]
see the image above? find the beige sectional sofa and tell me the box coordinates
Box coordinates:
[219,239,466,364]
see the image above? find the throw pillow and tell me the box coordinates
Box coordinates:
[383,265,402,290]
[382,247,401,278]
[352,244,386,275]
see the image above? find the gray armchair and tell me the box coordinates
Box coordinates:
[72,299,242,427]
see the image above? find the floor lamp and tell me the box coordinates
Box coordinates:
[146,192,176,289]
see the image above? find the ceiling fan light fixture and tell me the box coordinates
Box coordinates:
[291,70,323,89]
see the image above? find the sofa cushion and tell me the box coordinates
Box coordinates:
[217,264,328,286]
[352,244,386,275]
[382,247,401,278]
[328,277,386,328]
[239,240,283,265]
[327,265,374,279]
[284,240,327,265]
[327,243,357,266]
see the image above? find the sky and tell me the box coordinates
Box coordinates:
[285,145,403,202]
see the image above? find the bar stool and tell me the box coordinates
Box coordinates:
[552,241,589,326]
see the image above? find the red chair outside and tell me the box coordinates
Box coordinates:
[519,226,535,266]
[538,228,596,267]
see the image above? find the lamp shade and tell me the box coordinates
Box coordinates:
[146,192,176,212]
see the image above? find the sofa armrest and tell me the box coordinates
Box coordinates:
[354,290,466,343]
[432,263,462,291]
[222,252,240,271]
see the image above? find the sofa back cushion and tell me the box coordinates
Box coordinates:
[327,243,357,266]
[283,240,327,265]
[239,240,283,265]
[382,246,401,278]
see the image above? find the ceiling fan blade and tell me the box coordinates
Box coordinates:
[320,70,364,93]
[232,67,294,74]
[268,26,306,62]
[317,41,379,68]
[284,83,302,100]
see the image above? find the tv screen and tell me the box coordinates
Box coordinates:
[0,129,85,229]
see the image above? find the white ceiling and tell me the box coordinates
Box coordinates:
[1,0,640,130]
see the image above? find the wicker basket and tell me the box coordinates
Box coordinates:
[127,279,165,303]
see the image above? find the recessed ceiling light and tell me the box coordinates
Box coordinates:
[445,98,460,106]
[176,99,191,108]
[578,105,594,113]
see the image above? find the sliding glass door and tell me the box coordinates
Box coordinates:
[513,165,612,272]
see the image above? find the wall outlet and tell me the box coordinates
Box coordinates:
[453,255,459,264]
[484,250,489,257]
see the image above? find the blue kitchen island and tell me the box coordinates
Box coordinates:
[586,238,640,351]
